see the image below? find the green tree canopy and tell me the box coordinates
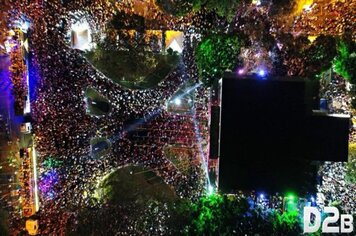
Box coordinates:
[187,194,302,235]
[155,0,193,16]
[188,194,249,235]
[195,33,241,86]
[304,35,337,78]
[269,0,296,16]
[333,38,356,83]
[155,0,241,22]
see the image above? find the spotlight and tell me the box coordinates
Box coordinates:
[20,21,30,32]
[258,69,266,77]
[174,98,181,106]
[259,193,265,199]
[208,185,214,195]
[238,69,245,75]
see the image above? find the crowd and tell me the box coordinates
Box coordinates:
[319,73,351,115]
[293,0,356,40]
[5,0,211,234]
[317,71,356,214]
[317,162,356,214]
[4,0,356,234]
[17,149,34,215]
[9,35,27,115]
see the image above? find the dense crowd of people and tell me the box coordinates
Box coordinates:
[318,72,355,214]
[320,73,351,115]
[6,0,210,234]
[9,37,27,114]
[293,0,356,40]
[317,162,356,214]
[3,0,355,234]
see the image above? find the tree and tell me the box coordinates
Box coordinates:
[156,0,241,22]
[333,38,356,84]
[155,0,193,16]
[195,33,241,86]
[271,210,301,234]
[304,35,337,78]
[269,0,296,16]
[202,0,241,22]
[188,194,255,235]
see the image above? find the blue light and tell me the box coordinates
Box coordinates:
[258,69,266,77]
[20,21,30,32]
[310,196,315,202]
[259,193,265,199]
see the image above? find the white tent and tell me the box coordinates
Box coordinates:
[167,39,182,53]
[71,21,91,51]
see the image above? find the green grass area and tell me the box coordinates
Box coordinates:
[90,137,111,158]
[85,50,180,89]
[95,165,176,205]
[85,88,110,116]
[163,145,194,175]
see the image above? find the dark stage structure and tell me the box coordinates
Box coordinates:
[214,74,350,194]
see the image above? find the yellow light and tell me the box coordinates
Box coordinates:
[26,219,39,235]
[29,146,40,212]
[295,0,314,15]
[83,190,88,198]
[308,36,317,43]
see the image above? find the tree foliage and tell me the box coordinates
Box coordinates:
[155,0,241,22]
[269,0,296,16]
[195,33,241,86]
[304,35,337,78]
[187,194,301,235]
[333,38,356,83]
[271,210,301,234]
[155,0,193,17]
[188,194,248,235]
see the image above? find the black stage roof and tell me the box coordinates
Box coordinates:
[218,75,349,194]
